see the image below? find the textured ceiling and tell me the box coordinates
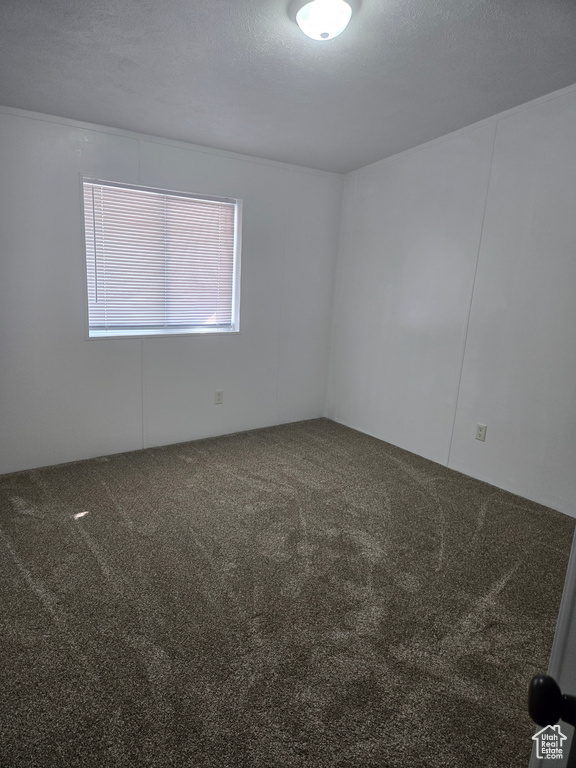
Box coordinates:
[1,0,576,173]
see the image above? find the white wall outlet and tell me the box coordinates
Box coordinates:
[214,390,223,405]
[475,423,487,442]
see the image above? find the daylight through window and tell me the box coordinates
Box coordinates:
[82,179,241,338]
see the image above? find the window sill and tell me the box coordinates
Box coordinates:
[87,327,240,340]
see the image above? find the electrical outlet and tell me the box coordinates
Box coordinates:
[214,390,223,405]
[475,423,487,442]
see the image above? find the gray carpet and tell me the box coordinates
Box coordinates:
[0,418,573,767]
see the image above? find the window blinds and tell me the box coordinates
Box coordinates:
[83,179,239,337]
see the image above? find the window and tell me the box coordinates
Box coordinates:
[82,178,241,338]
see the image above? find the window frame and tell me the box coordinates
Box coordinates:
[80,175,242,340]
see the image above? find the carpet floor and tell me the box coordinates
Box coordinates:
[0,418,573,767]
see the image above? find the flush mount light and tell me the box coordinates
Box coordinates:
[296,0,352,41]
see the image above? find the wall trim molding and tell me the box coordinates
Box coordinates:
[346,81,576,178]
[4,80,576,180]
[0,105,342,180]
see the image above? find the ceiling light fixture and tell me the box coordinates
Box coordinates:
[296,0,352,41]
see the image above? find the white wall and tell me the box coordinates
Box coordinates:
[327,86,576,518]
[0,109,342,474]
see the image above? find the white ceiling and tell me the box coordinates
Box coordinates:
[2,0,576,173]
